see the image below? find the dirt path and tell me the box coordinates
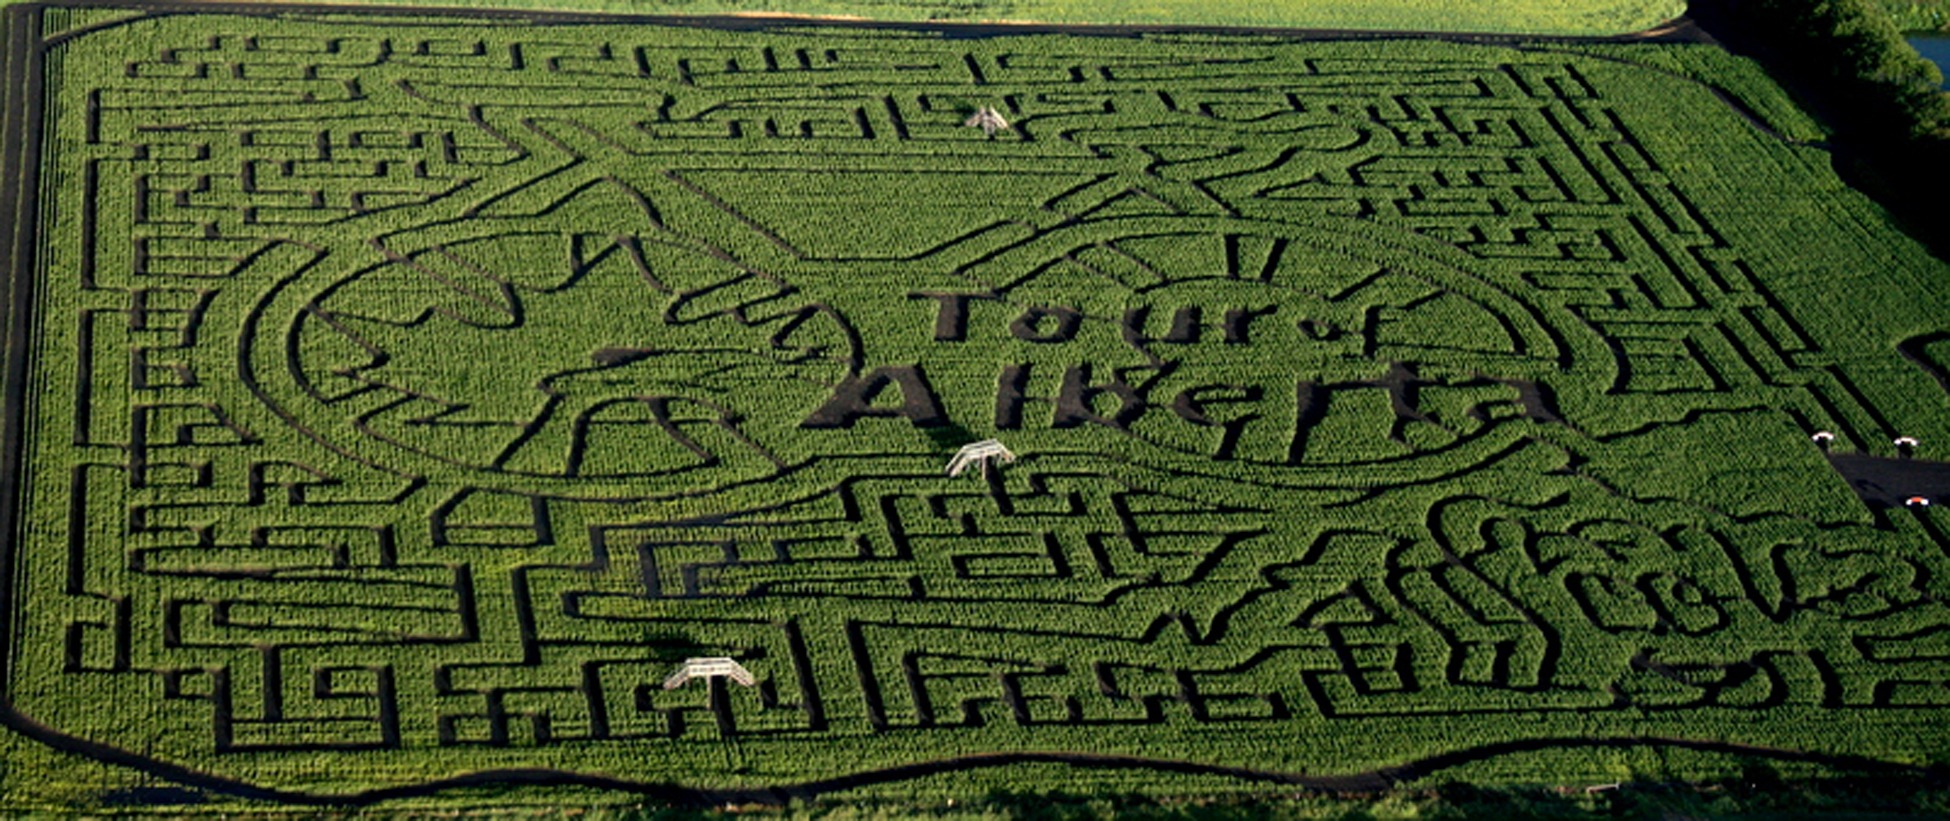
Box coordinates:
[1829,452,1950,507]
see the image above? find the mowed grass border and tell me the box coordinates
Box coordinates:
[0,1,1946,808]
[21,0,1716,45]
[2,0,1690,37]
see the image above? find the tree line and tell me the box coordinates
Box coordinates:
[1693,0,1950,253]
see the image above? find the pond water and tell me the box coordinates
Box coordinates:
[1911,35,1950,88]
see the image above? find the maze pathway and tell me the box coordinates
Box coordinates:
[2,2,1949,802]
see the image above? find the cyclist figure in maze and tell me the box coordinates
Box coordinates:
[295,179,856,485]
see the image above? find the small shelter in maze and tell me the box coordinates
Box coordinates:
[964,106,1011,137]
[662,657,757,690]
[947,439,1016,478]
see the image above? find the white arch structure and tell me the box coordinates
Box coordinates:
[947,439,1016,478]
[661,657,757,690]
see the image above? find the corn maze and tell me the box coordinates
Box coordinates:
[2,2,1950,805]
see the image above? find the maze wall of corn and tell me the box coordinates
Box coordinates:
[0,3,1947,805]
